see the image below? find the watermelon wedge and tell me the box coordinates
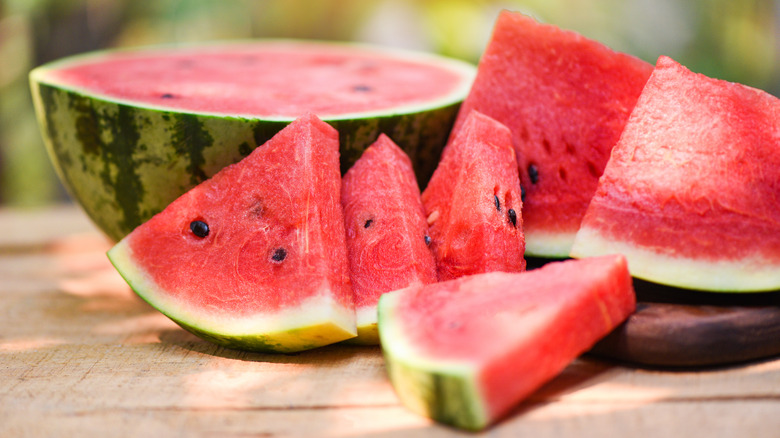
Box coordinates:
[341,135,438,344]
[451,11,653,258]
[378,254,636,430]
[422,110,526,281]
[571,56,780,292]
[107,114,356,352]
[30,40,476,241]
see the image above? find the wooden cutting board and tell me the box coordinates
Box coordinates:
[525,258,780,368]
[590,279,780,368]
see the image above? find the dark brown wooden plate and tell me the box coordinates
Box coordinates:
[589,279,780,368]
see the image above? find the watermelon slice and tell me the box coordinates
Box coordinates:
[341,134,438,344]
[378,254,636,430]
[451,11,653,258]
[571,56,780,292]
[107,114,356,352]
[421,110,526,281]
[30,40,476,241]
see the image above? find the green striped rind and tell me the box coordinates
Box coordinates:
[107,238,357,353]
[377,290,489,431]
[31,59,469,242]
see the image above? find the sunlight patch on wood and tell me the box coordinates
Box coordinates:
[0,336,66,352]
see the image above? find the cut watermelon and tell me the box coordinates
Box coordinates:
[452,11,653,258]
[30,40,476,241]
[422,110,525,281]
[378,254,636,430]
[341,134,437,344]
[571,56,780,292]
[107,114,356,352]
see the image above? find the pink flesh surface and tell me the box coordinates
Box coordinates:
[47,43,466,117]
[341,134,437,310]
[394,255,635,420]
[451,11,653,239]
[580,56,780,263]
[126,114,352,316]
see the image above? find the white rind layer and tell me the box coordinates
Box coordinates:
[524,229,576,259]
[107,238,357,342]
[570,226,780,292]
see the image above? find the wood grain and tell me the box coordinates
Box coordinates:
[1,205,779,437]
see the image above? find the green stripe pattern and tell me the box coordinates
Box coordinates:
[378,291,489,431]
[32,82,460,241]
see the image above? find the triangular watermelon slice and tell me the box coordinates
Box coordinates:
[107,114,356,352]
[421,110,526,281]
[451,11,653,258]
[571,56,780,292]
[378,254,636,430]
[341,134,438,344]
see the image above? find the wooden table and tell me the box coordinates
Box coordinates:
[2,204,779,437]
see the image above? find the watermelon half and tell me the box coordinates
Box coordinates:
[422,110,526,281]
[107,114,355,352]
[30,40,476,241]
[571,56,780,292]
[451,11,653,258]
[341,134,437,344]
[378,254,636,430]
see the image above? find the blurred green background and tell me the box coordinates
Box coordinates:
[1,0,778,207]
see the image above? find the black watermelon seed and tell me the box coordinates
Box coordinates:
[271,248,287,262]
[161,93,175,99]
[508,209,517,228]
[189,220,209,238]
[364,219,373,228]
[352,85,373,92]
[424,235,431,246]
[521,185,526,202]
[494,195,501,212]
[528,164,540,184]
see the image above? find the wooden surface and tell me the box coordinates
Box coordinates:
[2,204,779,437]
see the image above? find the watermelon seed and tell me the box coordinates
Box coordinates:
[494,195,501,212]
[508,209,517,228]
[189,220,209,238]
[364,219,373,228]
[542,139,551,154]
[586,161,601,178]
[565,141,576,155]
[424,235,431,246]
[528,164,539,184]
[271,248,287,262]
[521,185,526,202]
[519,125,530,142]
[427,210,440,225]
[352,85,373,92]
[161,93,175,99]
[558,167,567,182]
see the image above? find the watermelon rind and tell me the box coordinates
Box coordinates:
[524,231,578,260]
[569,56,780,293]
[571,228,780,293]
[350,307,381,345]
[108,239,357,352]
[30,40,476,242]
[378,289,488,431]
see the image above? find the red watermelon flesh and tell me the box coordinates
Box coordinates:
[422,110,526,281]
[452,11,653,257]
[44,41,473,119]
[378,254,636,430]
[571,56,780,292]
[107,113,356,352]
[341,134,438,344]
